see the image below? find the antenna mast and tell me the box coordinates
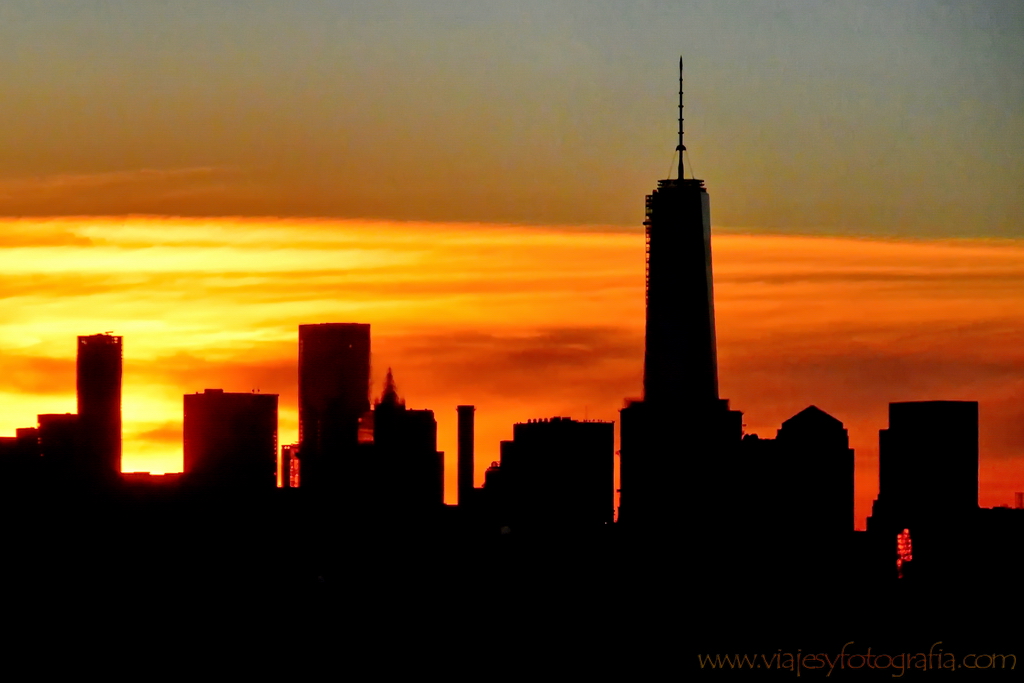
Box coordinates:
[677,57,685,180]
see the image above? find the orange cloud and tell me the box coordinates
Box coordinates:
[0,353,75,395]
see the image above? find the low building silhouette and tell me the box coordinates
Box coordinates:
[0,427,43,486]
[619,397,742,532]
[869,401,979,532]
[867,401,979,580]
[496,416,614,533]
[122,472,183,489]
[37,413,79,483]
[183,389,279,490]
[774,405,855,539]
[697,405,856,582]
[372,369,444,510]
[281,443,300,488]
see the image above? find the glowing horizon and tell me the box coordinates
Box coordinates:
[3,215,1024,527]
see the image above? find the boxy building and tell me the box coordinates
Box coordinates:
[183,389,278,490]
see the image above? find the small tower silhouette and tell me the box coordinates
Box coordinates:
[378,367,405,408]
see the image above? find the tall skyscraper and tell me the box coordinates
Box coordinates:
[77,333,122,486]
[643,58,717,407]
[183,389,278,490]
[457,405,475,507]
[298,323,371,490]
[619,61,741,530]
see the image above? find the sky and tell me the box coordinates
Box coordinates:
[0,2,1022,526]
[1,1,1020,233]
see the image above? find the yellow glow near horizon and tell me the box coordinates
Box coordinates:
[3,216,1024,526]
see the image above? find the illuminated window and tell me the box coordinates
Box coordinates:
[896,528,913,578]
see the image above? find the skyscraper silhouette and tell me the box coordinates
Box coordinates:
[372,369,444,510]
[457,405,475,507]
[642,64,717,406]
[619,61,741,530]
[183,389,278,490]
[297,323,371,490]
[77,333,122,487]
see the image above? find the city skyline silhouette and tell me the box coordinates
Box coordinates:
[4,61,1020,548]
[2,68,1024,524]
[0,4,1022,667]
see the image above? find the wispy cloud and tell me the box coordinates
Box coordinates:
[0,168,257,216]
[0,167,225,198]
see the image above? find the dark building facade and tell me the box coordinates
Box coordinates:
[372,370,443,510]
[37,413,79,482]
[298,323,371,491]
[619,64,742,532]
[498,417,614,532]
[870,401,979,531]
[483,457,506,513]
[643,61,718,407]
[457,405,475,507]
[643,176,717,407]
[774,405,855,538]
[0,427,42,486]
[280,443,299,488]
[618,400,652,525]
[77,334,122,486]
[183,389,278,490]
[867,401,979,580]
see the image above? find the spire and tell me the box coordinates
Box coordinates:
[677,56,685,180]
[378,367,404,408]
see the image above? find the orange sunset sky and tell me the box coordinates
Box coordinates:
[4,218,1024,527]
[1,3,1022,528]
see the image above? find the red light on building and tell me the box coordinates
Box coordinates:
[281,443,300,488]
[896,528,913,578]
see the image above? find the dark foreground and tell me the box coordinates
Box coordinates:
[1,491,1019,677]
